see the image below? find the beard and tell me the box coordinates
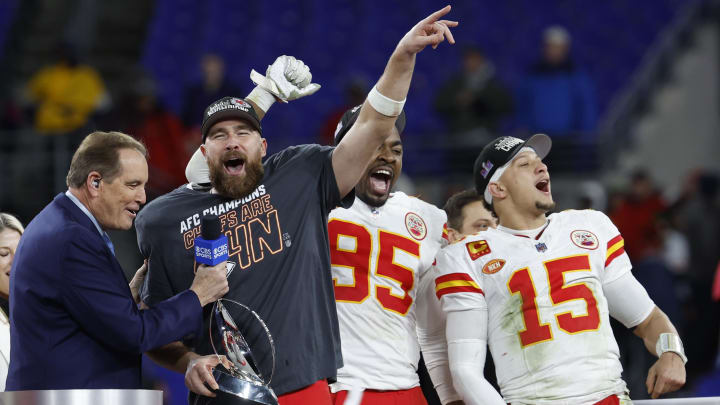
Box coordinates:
[208,151,264,199]
[356,180,391,208]
[535,200,556,212]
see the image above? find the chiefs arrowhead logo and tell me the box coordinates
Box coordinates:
[482,259,506,274]
[405,212,427,240]
[571,230,599,250]
[466,240,490,261]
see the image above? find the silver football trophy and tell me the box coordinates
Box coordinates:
[209,298,278,405]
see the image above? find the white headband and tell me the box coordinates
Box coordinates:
[483,147,535,204]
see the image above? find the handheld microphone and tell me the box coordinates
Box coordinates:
[194,215,229,266]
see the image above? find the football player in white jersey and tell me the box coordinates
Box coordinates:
[417,189,498,405]
[433,135,686,405]
[328,105,457,405]
[442,189,497,243]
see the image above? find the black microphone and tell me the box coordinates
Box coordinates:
[194,215,228,266]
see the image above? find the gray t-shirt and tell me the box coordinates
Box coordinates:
[136,144,353,397]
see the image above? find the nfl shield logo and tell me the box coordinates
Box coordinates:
[535,242,547,252]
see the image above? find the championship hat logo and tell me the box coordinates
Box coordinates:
[480,160,494,179]
[494,137,523,152]
[206,98,251,116]
[405,212,427,240]
[571,230,599,250]
[482,259,505,274]
[230,98,250,110]
[466,240,490,261]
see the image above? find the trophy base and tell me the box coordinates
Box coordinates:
[211,368,279,405]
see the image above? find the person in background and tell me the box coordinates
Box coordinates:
[442,189,497,243]
[24,43,107,134]
[318,79,368,145]
[129,78,194,197]
[435,46,513,175]
[516,26,597,138]
[435,46,512,135]
[609,170,666,263]
[182,53,243,129]
[0,213,23,391]
[673,172,720,379]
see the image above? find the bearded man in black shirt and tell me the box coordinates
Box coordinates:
[137,7,457,405]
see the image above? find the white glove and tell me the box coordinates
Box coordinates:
[250,55,321,102]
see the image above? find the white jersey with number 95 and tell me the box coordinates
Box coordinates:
[329,192,447,391]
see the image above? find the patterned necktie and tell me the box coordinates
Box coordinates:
[102,232,116,256]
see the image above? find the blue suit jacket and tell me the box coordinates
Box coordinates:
[7,193,202,390]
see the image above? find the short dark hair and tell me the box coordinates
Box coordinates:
[66,131,147,188]
[443,189,494,230]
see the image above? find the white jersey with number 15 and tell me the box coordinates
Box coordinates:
[435,209,653,404]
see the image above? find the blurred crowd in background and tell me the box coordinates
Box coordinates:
[1,0,720,403]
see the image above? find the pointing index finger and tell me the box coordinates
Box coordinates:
[422,5,452,25]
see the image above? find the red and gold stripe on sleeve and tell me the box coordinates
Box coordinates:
[605,234,625,267]
[435,273,484,299]
[442,223,450,241]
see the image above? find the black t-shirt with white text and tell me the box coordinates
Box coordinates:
[136,144,353,397]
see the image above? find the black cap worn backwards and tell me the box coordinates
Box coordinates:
[473,134,552,197]
[201,97,262,142]
[333,104,407,145]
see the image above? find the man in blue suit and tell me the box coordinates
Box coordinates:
[7,131,230,390]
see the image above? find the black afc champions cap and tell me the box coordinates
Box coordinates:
[473,134,552,198]
[201,97,263,142]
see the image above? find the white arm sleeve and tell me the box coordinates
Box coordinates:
[604,271,655,328]
[417,274,462,404]
[418,328,462,404]
[446,309,505,405]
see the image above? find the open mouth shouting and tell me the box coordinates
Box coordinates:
[535,177,551,195]
[223,154,246,176]
[368,166,394,197]
[125,207,138,218]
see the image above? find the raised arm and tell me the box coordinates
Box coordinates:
[185,55,319,185]
[332,5,457,197]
